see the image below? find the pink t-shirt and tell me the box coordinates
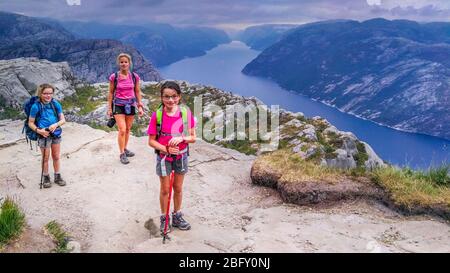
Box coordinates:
[147,106,196,161]
[109,72,140,100]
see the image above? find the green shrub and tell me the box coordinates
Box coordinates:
[45,221,70,253]
[0,197,26,247]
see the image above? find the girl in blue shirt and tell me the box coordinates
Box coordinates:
[28,84,67,188]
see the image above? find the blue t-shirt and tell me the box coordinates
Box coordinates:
[29,100,63,129]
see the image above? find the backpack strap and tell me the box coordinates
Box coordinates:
[113,71,138,100]
[49,99,61,121]
[180,105,189,137]
[156,104,189,137]
[132,72,138,99]
[156,104,163,140]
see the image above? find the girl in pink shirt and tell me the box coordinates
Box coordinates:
[107,53,144,164]
[148,81,196,233]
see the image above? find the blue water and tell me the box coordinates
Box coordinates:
[160,41,449,169]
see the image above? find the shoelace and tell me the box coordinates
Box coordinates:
[175,214,186,223]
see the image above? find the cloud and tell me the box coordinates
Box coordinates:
[0,0,449,30]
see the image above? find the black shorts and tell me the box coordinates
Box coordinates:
[113,105,136,116]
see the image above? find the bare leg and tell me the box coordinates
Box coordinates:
[115,114,126,154]
[40,147,50,175]
[51,143,61,173]
[124,115,134,150]
[173,173,185,213]
[159,175,171,214]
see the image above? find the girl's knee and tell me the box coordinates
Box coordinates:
[173,185,183,194]
[160,189,170,196]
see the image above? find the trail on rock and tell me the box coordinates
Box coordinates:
[1,121,449,252]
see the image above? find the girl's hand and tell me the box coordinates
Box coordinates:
[107,108,112,117]
[138,106,144,117]
[48,123,58,133]
[167,146,180,155]
[168,136,183,146]
[37,128,49,138]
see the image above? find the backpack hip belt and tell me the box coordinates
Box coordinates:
[159,147,189,176]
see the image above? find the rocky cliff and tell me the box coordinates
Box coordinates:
[0,58,76,109]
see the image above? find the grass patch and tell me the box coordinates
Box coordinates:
[61,86,102,115]
[218,140,257,155]
[0,97,22,120]
[326,131,344,148]
[256,149,345,183]
[0,197,26,247]
[371,165,450,208]
[353,141,369,169]
[141,84,160,96]
[87,121,116,133]
[45,220,71,253]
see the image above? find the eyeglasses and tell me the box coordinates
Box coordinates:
[42,93,53,95]
[162,95,179,100]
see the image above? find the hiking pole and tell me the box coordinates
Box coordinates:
[162,169,175,244]
[39,137,47,189]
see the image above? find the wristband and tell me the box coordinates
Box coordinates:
[165,145,170,154]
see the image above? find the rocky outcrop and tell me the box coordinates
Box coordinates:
[251,159,385,206]
[62,80,385,170]
[243,18,450,140]
[0,58,77,108]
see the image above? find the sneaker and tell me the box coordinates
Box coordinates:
[124,148,135,157]
[120,153,129,164]
[54,173,66,186]
[42,175,51,188]
[172,211,191,230]
[160,214,171,234]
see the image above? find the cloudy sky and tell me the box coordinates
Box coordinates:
[1,0,449,30]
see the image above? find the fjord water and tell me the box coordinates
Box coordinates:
[160,41,449,169]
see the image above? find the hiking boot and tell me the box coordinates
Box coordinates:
[172,211,191,230]
[124,148,135,157]
[120,153,129,164]
[42,175,51,188]
[160,215,171,234]
[54,173,66,186]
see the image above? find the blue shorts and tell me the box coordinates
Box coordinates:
[156,154,188,177]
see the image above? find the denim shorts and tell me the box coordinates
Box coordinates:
[156,154,189,177]
[38,136,62,148]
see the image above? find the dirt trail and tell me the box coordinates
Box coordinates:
[1,121,449,252]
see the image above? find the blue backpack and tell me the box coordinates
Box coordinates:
[22,96,61,149]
